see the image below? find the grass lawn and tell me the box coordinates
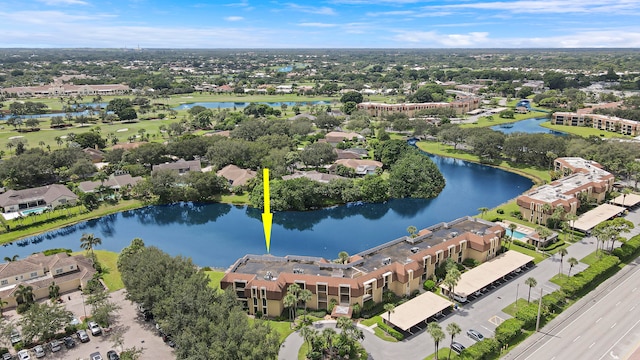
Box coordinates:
[257,319,295,343]
[550,273,570,287]
[539,122,632,139]
[0,200,144,245]
[416,141,550,185]
[217,192,250,205]
[502,298,533,316]
[509,244,548,264]
[460,111,548,128]
[298,342,310,360]
[423,347,461,360]
[204,271,225,291]
[360,315,380,327]
[580,251,601,265]
[372,326,399,342]
[71,249,124,292]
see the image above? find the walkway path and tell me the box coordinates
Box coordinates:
[278,208,640,360]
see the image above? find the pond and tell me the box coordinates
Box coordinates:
[4,155,533,268]
[173,101,330,111]
[491,117,567,136]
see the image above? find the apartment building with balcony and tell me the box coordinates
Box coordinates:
[220,216,504,318]
[357,96,480,117]
[552,112,640,136]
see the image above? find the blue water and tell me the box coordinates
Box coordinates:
[491,117,567,136]
[506,228,527,240]
[2,155,532,267]
[0,110,95,121]
[173,101,330,111]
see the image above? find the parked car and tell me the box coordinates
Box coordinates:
[90,352,103,360]
[451,341,466,354]
[77,329,90,343]
[48,340,62,353]
[64,336,76,348]
[10,329,22,345]
[17,350,30,360]
[106,350,120,360]
[88,322,102,336]
[467,329,484,342]
[33,345,45,358]
[1,352,12,360]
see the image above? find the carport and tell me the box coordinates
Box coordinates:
[383,292,453,331]
[572,203,626,233]
[444,251,535,299]
[610,193,640,208]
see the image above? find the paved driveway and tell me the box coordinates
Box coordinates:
[2,289,174,360]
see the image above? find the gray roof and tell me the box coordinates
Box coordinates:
[0,184,78,208]
[152,159,201,173]
[78,173,143,193]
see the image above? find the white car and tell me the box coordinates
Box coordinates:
[89,321,102,336]
[17,349,31,360]
[33,345,45,358]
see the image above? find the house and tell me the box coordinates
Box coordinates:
[83,148,105,163]
[217,165,257,187]
[282,171,346,184]
[220,216,505,318]
[0,185,78,214]
[152,159,201,175]
[0,84,130,98]
[516,157,614,225]
[77,173,143,193]
[335,149,363,160]
[324,131,365,145]
[0,253,97,308]
[331,159,383,176]
[111,142,145,151]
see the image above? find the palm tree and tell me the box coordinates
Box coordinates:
[407,225,418,238]
[298,289,312,319]
[80,232,102,259]
[525,277,537,303]
[534,226,552,251]
[558,248,568,275]
[444,267,461,301]
[0,297,7,316]
[446,322,461,360]
[3,255,19,262]
[477,207,489,219]
[337,251,350,264]
[622,188,632,207]
[283,293,297,321]
[48,282,60,300]
[566,213,578,242]
[427,322,445,360]
[15,285,34,305]
[299,326,317,351]
[383,303,395,326]
[508,223,518,249]
[567,257,579,277]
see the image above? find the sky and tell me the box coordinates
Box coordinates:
[2,0,640,48]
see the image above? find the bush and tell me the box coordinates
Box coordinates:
[460,338,500,360]
[561,255,620,298]
[463,258,480,268]
[495,318,523,345]
[496,208,504,214]
[510,210,523,219]
[515,303,542,330]
[543,241,565,252]
[43,248,73,256]
[352,303,361,318]
[513,241,536,250]
[423,280,436,291]
[542,290,566,313]
[612,234,640,262]
[377,319,404,341]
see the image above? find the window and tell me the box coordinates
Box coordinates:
[56,269,63,274]
[1,280,7,285]
[30,272,38,278]
[69,265,75,270]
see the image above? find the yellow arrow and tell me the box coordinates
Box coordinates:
[262,168,273,253]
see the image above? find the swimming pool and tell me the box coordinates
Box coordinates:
[506,228,528,240]
[20,207,47,216]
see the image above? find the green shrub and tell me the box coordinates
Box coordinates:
[377,319,404,341]
[542,290,566,313]
[497,208,504,214]
[423,280,436,291]
[561,255,620,298]
[463,258,480,268]
[43,248,73,256]
[351,303,361,318]
[515,303,542,330]
[612,234,640,262]
[513,241,536,250]
[460,338,500,360]
[495,318,523,345]
[543,241,565,252]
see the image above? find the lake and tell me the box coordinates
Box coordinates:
[3,155,532,268]
[173,101,330,111]
[491,117,567,136]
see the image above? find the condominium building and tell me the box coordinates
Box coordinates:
[552,112,640,136]
[220,216,504,318]
[357,96,480,117]
[516,157,614,225]
[1,84,130,98]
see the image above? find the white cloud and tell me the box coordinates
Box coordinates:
[0,10,112,25]
[36,0,89,5]
[331,0,424,4]
[393,30,491,47]
[424,0,640,15]
[298,22,338,28]
[365,10,415,17]
[224,16,244,21]
[284,3,336,15]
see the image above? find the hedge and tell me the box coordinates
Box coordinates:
[542,240,565,252]
[561,255,620,298]
[513,241,536,251]
[460,338,500,360]
[376,319,404,341]
[423,280,436,291]
[495,318,524,345]
[542,290,567,313]
[612,234,640,262]
[515,303,542,330]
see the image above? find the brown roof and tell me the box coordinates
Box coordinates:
[204,130,231,138]
[281,171,346,183]
[325,131,364,143]
[152,159,201,173]
[0,184,78,208]
[334,159,383,170]
[83,148,105,161]
[111,142,145,150]
[217,165,257,187]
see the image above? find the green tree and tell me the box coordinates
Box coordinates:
[340,91,364,104]
[338,251,350,264]
[444,267,461,301]
[508,223,518,249]
[18,302,73,344]
[525,277,537,303]
[383,303,395,326]
[567,257,579,277]
[80,233,102,260]
[407,226,418,238]
[300,142,337,168]
[427,322,445,360]
[446,322,461,360]
[15,285,34,306]
[558,248,568,275]
[48,282,60,301]
[298,289,313,319]
[478,207,489,219]
[534,226,553,251]
[389,151,445,199]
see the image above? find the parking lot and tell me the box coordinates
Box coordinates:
[2,289,174,360]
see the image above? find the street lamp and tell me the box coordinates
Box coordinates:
[81,291,87,320]
[515,283,520,311]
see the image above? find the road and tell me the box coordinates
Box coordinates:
[504,257,640,360]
